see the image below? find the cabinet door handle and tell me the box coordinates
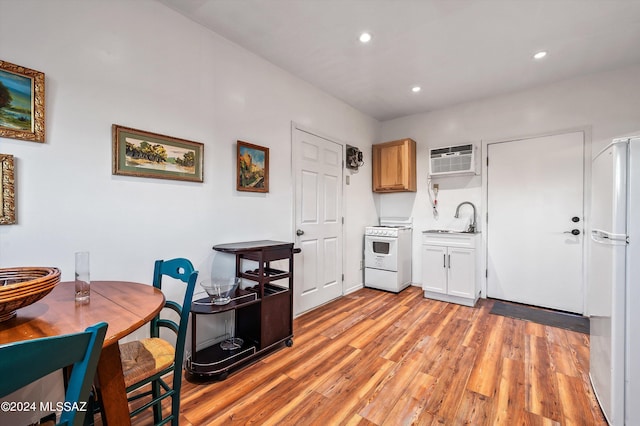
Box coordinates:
[448,254,451,269]
[443,254,446,268]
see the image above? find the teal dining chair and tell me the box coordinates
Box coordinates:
[0,322,108,426]
[118,258,198,426]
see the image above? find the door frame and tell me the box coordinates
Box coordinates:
[291,122,346,317]
[480,126,593,314]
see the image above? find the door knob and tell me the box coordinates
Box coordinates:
[296,229,304,236]
[564,229,581,235]
[572,217,580,222]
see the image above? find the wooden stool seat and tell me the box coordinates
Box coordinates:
[120,338,175,388]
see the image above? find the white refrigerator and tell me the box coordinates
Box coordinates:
[589,136,640,425]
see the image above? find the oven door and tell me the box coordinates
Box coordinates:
[364,235,398,271]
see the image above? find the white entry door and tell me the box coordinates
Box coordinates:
[293,127,343,315]
[487,131,584,313]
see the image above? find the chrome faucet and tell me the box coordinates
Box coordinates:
[454,201,477,233]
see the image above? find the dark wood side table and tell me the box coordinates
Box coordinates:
[186,240,296,381]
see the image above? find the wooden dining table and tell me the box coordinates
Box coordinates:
[0,280,165,425]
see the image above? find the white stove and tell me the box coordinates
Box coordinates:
[364,218,413,293]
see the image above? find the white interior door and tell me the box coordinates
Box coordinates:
[293,127,343,315]
[487,131,584,313]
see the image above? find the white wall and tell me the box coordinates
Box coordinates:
[378,64,640,289]
[0,0,379,295]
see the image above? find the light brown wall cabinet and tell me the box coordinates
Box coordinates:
[372,138,417,192]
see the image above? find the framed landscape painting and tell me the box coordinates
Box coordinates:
[0,60,45,143]
[1,154,16,225]
[237,140,269,193]
[112,125,204,182]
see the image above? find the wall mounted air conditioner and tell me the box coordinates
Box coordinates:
[429,144,478,176]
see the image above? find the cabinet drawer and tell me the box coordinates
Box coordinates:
[422,232,477,248]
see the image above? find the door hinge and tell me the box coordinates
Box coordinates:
[486,157,489,167]
[486,269,488,278]
[342,217,344,225]
[341,274,344,281]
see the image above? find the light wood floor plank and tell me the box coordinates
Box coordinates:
[466,313,505,397]
[455,390,493,425]
[491,357,525,425]
[383,371,436,425]
[525,334,563,422]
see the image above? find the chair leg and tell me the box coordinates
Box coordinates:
[171,393,179,426]
[83,387,99,426]
[171,372,182,426]
[151,379,162,424]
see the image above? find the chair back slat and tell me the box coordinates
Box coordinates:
[154,258,195,288]
[156,318,179,335]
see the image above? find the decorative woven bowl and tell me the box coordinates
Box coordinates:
[0,267,61,322]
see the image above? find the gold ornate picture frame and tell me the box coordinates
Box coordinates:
[1,154,16,225]
[0,60,45,143]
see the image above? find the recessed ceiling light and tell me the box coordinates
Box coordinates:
[359,32,372,43]
[533,51,547,60]
[411,86,421,93]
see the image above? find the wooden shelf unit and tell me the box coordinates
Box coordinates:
[186,240,295,381]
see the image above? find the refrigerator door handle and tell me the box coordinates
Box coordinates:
[591,229,627,244]
[591,229,609,240]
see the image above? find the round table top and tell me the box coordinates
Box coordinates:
[0,281,165,347]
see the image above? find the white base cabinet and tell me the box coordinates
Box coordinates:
[422,232,479,307]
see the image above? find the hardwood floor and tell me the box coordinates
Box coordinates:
[140,286,607,425]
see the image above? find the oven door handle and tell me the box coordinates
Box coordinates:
[366,235,397,242]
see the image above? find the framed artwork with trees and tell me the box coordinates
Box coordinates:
[112,124,204,182]
[0,60,45,143]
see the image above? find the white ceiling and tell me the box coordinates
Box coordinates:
[158,0,640,121]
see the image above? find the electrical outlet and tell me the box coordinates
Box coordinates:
[359,260,364,270]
